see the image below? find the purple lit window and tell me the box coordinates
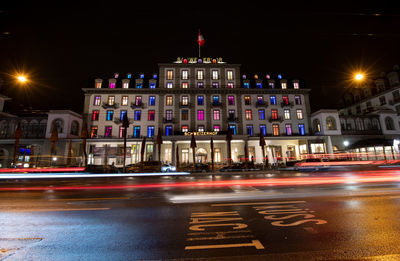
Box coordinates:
[228,96,235,105]
[109,82,116,89]
[198,110,204,120]
[105,126,112,137]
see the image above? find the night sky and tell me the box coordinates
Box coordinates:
[1,2,400,114]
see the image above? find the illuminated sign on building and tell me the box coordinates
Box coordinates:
[184,131,218,136]
[175,57,225,64]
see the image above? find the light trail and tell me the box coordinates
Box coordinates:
[0,172,190,179]
[0,170,400,191]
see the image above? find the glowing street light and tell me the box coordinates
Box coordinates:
[354,73,364,81]
[16,75,28,83]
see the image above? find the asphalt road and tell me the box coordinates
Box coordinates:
[1,169,400,260]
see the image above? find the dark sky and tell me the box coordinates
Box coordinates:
[1,2,400,114]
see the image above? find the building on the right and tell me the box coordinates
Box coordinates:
[311,64,400,159]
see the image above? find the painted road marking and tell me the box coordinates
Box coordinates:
[49,197,130,201]
[185,240,265,250]
[211,201,306,207]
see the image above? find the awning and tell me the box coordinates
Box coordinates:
[347,139,393,150]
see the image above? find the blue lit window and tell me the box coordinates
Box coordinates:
[165,126,172,136]
[229,125,237,135]
[140,74,144,79]
[149,83,156,89]
[197,96,204,105]
[149,96,155,106]
[258,109,265,120]
[270,96,276,105]
[260,125,267,136]
[127,74,132,79]
[134,110,141,121]
[246,125,253,136]
[299,124,305,135]
[106,110,114,121]
[244,82,250,88]
[120,110,127,120]
[136,83,142,89]
[212,96,219,105]
[133,126,140,138]
[153,74,157,79]
[147,126,154,138]
[256,83,262,89]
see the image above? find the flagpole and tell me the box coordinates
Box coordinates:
[198,43,200,58]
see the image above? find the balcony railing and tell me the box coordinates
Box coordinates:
[227,116,239,122]
[179,102,191,108]
[341,129,382,135]
[280,101,294,108]
[102,102,119,109]
[130,102,146,109]
[255,101,268,108]
[211,102,223,107]
[163,117,175,123]
[268,116,283,123]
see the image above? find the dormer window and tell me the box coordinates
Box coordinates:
[95,82,102,88]
[293,82,299,89]
[123,82,129,89]
[182,70,188,80]
[109,82,115,88]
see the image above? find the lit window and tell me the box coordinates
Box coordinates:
[256,83,262,89]
[120,110,127,120]
[281,82,287,89]
[166,96,173,106]
[106,110,113,121]
[212,82,219,88]
[150,83,156,89]
[181,96,189,106]
[228,96,235,105]
[149,96,155,106]
[228,110,235,119]
[212,96,220,105]
[246,125,253,136]
[212,70,219,80]
[147,126,155,137]
[284,109,290,120]
[182,82,188,89]
[95,82,102,88]
[298,124,305,135]
[135,96,142,106]
[213,110,220,120]
[197,70,204,80]
[197,96,204,105]
[92,110,99,121]
[136,83,142,88]
[133,126,140,138]
[270,96,276,105]
[285,124,292,135]
[109,82,115,89]
[213,125,220,132]
[123,82,129,89]
[90,126,98,138]
[296,109,303,120]
[227,82,234,88]
[182,70,188,80]
[166,82,173,88]
[108,96,115,105]
[244,96,251,105]
[198,110,204,121]
[258,110,265,120]
[167,70,173,80]
[105,126,112,137]
[148,110,155,121]
[257,96,263,105]
[119,126,125,138]
[229,125,236,135]
[134,111,141,121]
[295,96,301,105]
[165,126,173,136]
[293,82,299,89]
[197,82,204,88]
[227,70,233,80]
[182,125,189,132]
[271,109,278,120]
[245,109,252,120]
[198,125,205,132]
[122,96,128,106]
[269,82,274,88]
[260,125,266,136]
[94,96,101,106]
[273,124,279,136]
[244,82,250,88]
[165,110,173,121]
[282,96,289,105]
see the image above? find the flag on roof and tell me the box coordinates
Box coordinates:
[197,30,205,47]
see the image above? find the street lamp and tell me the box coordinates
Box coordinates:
[354,73,364,81]
[16,75,28,83]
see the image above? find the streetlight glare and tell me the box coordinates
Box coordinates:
[17,75,27,83]
[354,73,364,81]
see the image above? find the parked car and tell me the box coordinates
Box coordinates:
[192,163,211,173]
[161,164,177,172]
[126,161,160,173]
[219,163,247,172]
[85,164,120,173]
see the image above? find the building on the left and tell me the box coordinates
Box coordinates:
[0,95,83,168]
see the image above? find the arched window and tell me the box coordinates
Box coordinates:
[356,118,364,131]
[326,116,337,130]
[70,121,79,136]
[312,119,321,133]
[52,118,64,133]
[364,118,372,130]
[385,117,395,130]
[372,119,380,130]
